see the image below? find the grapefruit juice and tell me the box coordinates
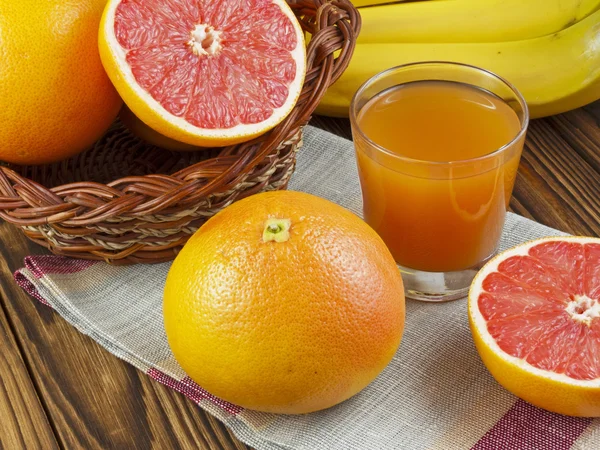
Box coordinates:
[353,80,525,274]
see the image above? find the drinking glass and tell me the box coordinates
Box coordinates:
[350,62,529,302]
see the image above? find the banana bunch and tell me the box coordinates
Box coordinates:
[318,0,600,118]
[351,0,444,7]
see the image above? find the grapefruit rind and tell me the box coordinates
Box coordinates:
[99,0,306,147]
[468,236,600,417]
[163,190,406,414]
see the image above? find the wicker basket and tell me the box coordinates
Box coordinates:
[0,0,359,265]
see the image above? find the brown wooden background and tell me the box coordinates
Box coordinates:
[1,102,599,449]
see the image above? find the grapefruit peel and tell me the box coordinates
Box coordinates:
[468,236,600,416]
[99,0,306,147]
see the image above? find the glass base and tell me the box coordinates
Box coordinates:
[399,255,493,302]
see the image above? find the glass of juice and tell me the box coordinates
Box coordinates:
[350,62,529,302]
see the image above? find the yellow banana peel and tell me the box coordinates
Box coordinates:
[318,10,600,119]
[358,0,600,43]
[351,0,440,7]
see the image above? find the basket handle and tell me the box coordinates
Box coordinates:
[292,0,361,119]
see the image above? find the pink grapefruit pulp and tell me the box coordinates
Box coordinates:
[469,237,600,416]
[99,0,306,147]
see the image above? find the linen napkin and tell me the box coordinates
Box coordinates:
[15,126,600,450]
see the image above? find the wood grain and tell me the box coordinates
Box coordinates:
[0,101,599,449]
[0,297,58,449]
[0,222,250,450]
[512,107,600,236]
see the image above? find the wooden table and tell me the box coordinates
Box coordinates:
[1,103,599,449]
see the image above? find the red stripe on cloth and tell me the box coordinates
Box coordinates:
[23,255,97,278]
[471,400,592,450]
[147,368,243,415]
[14,270,51,306]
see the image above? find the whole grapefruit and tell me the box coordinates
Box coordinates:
[0,0,122,165]
[163,191,405,414]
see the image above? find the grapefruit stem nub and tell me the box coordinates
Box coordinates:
[263,218,291,243]
[188,24,222,56]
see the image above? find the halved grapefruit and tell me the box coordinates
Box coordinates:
[469,236,600,417]
[99,0,306,147]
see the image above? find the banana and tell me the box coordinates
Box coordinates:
[359,0,600,43]
[317,9,600,119]
[351,0,436,7]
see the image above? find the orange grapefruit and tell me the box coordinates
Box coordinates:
[99,0,306,148]
[0,0,122,165]
[163,191,406,414]
[469,236,600,416]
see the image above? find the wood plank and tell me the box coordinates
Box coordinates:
[0,296,59,449]
[583,101,600,122]
[512,112,600,236]
[548,108,600,173]
[310,115,353,140]
[0,221,250,450]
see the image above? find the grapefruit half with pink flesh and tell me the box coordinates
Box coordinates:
[99,0,306,147]
[469,236,600,416]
